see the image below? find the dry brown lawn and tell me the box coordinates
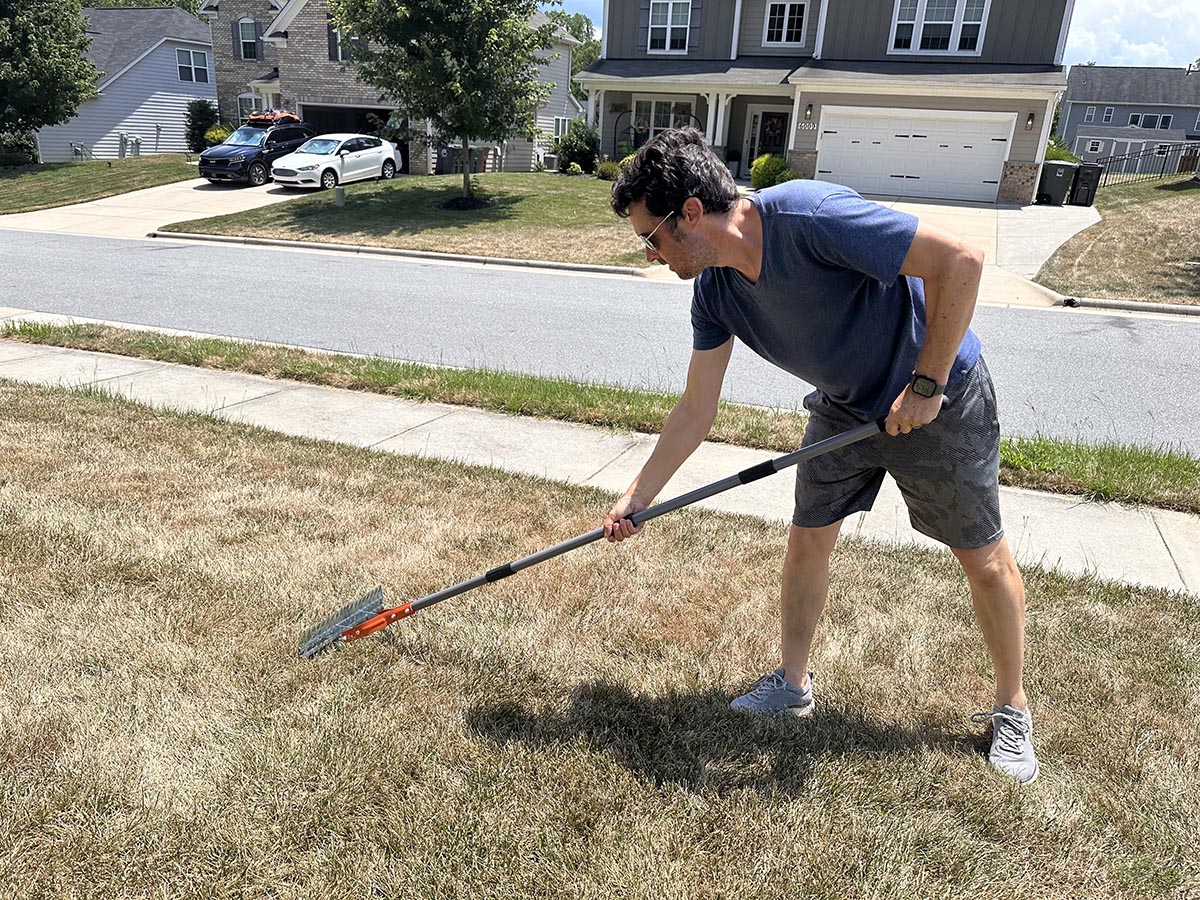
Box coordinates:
[1037,178,1200,305]
[1,380,1197,899]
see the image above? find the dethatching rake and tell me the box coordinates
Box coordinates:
[299,414,898,659]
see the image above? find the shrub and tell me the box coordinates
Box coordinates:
[533,159,547,172]
[0,131,38,166]
[565,162,583,176]
[552,119,599,174]
[184,100,219,153]
[204,123,234,147]
[750,153,788,190]
[595,159,621,181]
[774,168,802,185]
[619,153,637,170]
[1045,135,1080,163]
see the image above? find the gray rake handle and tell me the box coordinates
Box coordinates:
[317,415,893,650]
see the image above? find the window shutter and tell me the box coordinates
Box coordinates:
[327,16,338,61]
[231,20,239,57]
[255,21,264,60]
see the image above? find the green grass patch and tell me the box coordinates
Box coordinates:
[4,321,1199,514]
[1,379,1197,898]
[0,154,198,213]
[159,172,651,268]
[1037,178,1200,305]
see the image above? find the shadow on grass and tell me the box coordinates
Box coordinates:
[0,162,76,181]
[1154,178,1200,194]
[466,680,985,795]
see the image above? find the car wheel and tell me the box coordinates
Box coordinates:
[381,159,396,180]
[320,169,338,190]
[248,162,269,186]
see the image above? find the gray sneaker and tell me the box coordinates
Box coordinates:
[730,668,814,717]
[972,704,1039,783]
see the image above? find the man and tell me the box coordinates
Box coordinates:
[601,128,1037,783]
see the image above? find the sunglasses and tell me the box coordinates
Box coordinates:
[638,210,675,253]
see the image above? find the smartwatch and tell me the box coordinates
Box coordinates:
[909,373,946,398]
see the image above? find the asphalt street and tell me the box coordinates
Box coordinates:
[2,230,1197,453]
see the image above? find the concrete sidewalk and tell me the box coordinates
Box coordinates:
[1,333,1195,596]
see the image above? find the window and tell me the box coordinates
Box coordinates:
[891,0,987,54]
[237,95,258,123]
[1140,114,1159,129]
[240,19,258,59]
[1128,113,1140,126]
[763,1,806,45]
[649,0,690,52]
[330,29,358,61]
[633,97,694,141]
[1084,106,1095,122]
[176,49,208,83]
[1196,110,1200,131]
[1102,106,1113,123]
[1160,115,1172,129]
[1154,143,1170,156]
[553,117,571,138]
[1087,140,1102,153]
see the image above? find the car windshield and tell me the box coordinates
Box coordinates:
[224,128,267,147]
[296,139,341,155]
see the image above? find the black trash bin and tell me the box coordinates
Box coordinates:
[1036,161,1079,205]
[1070,162,1103,206]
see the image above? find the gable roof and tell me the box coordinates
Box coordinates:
[1075,125,1192,142]
[82,7,212,84]
[1066,66,1200,106]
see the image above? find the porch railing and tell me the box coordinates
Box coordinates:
[609,110,704,160]
[1095,142,1200,188]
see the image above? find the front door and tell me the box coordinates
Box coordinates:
[758,112,788,157]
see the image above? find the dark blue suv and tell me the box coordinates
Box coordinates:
[199,121,315,186]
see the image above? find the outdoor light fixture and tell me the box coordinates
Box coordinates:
[1026,112,1036,131]
[805,103,813,120]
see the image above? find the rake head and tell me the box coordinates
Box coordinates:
[299,586,386,659]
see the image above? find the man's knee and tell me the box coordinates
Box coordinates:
[786,522,841,567]
[952,538,1020,589]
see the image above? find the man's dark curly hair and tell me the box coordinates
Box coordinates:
[610,127,740,219]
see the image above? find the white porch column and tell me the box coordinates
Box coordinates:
[705,92,718,143]
[596,91,605,151]
[715,93,731,147]
[586,90,596,128]
[788,91,803,152]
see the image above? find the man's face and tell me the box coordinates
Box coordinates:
[628,199,716,280]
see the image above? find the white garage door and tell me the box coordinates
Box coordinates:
[816,107,1015,202]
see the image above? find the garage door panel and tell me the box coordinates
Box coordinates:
[817,110,1012,202]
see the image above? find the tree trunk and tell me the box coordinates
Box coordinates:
[461,135,472,198]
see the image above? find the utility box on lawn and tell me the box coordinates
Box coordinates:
[1069,163,1103,207]
[1036,161,1079,206]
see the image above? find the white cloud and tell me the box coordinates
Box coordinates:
[1064,0,1200,67]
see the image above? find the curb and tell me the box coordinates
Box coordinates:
[146,231,653,278]
[1061,296,1200,317]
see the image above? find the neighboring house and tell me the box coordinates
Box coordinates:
[579,0,1074,203]
[36,7,216,163]
[200,0,582,175]
[1059,65,1200,164]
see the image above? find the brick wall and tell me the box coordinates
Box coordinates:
[208,0,279,125]
[278,0,387,111]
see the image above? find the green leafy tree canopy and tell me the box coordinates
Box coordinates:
[331,0,558,198]
[0,0,100,134]
[87,0,201,16]
[547,10,599,102]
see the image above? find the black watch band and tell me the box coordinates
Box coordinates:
[910,373,947,398]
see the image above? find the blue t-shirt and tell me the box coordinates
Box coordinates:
[691,180,980,421]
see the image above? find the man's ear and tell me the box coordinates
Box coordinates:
[681,196,704,224]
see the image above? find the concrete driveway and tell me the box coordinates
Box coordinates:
[0,175,300,239]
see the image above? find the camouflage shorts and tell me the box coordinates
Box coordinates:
[793,357,1003,549]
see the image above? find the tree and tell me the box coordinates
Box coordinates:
[331,0,557,200]
[87,0,201,16]
[547,10,599,103]
[0,0,100,134]
[184,99,218,152]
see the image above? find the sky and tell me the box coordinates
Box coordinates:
[557,0,1200,68]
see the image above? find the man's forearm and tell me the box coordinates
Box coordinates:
[915,245,984,382]
[624,399,716,505]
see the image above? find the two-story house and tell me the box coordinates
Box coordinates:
[579,0,1073,203]
[200,0,582,175]
[36,7,216,162]
[1059,66,1200,163]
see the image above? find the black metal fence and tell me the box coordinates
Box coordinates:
[1095,141,1200,188]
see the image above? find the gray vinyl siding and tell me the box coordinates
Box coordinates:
[37,40,216,162]
[607,0,737,58]
[738,0,818,56]
[1060,100,1200,145]
[532,41,582,168]
[795,93,1038,160]
[820,0,1067,65]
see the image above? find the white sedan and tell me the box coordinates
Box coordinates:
[271,133,399,189]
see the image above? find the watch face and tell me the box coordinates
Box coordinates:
[912,375,937,397]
